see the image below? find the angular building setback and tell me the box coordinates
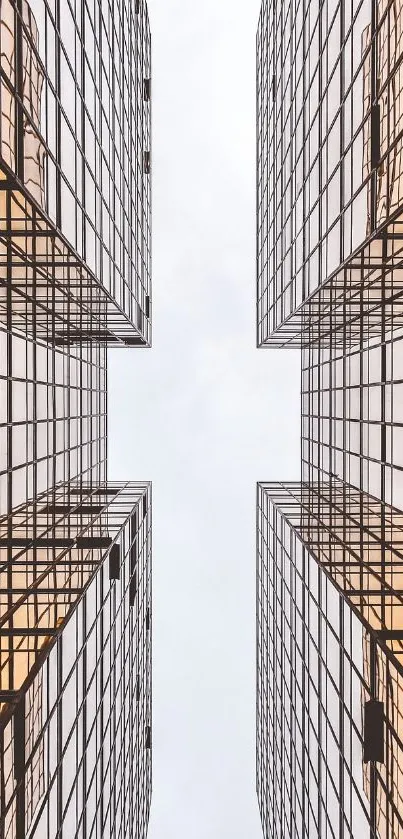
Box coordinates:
[257,0,403,348]
[0,0,152,346]
[0,1,152,837]
[257,0,403,837]
[257,482,403,837]
[0,483,152,839]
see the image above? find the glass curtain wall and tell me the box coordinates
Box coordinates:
[257,0,403,836]
[0,1,153,837]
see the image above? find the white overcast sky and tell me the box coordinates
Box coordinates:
[108,1,300,836]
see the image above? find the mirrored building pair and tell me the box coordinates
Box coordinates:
[0,1,152,837]
[257,0,403,836]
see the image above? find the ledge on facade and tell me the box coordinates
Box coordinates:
[258,479,403,670]
[0,479,151,717]
[0,165,151,348]
[258,477,403,833]
[258,212,403,350]
[0,479,152,839]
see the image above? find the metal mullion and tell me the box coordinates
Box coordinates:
[5,193,16,696]
[14,0,24,183]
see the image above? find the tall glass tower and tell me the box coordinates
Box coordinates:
[0,1,152,837]
[257,0,403,836]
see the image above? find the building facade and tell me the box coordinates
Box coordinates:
[257,482,403,838]
[0,482,152,839]
[0,1,152,837]
[257,0,403,836]
[257,0,403,348]
[0,0,151,346]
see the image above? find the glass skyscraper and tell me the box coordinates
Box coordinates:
[0,1,152,837]
[257,0,403,836]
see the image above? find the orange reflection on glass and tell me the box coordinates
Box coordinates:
[0,0,45,207]
[363,0,403,234]
[363,637,403,838]
[265,481,403,837]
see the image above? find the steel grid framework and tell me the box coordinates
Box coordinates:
[0,482,152,839]
[0,0,152,347]
[0,0,153,836]
[257,0,403,348]
[0,321,107,522]
[0,165,151,347]
[257,0,403,836]
[257,483,403,838]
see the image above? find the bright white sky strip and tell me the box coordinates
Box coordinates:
[108,1,300,836]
